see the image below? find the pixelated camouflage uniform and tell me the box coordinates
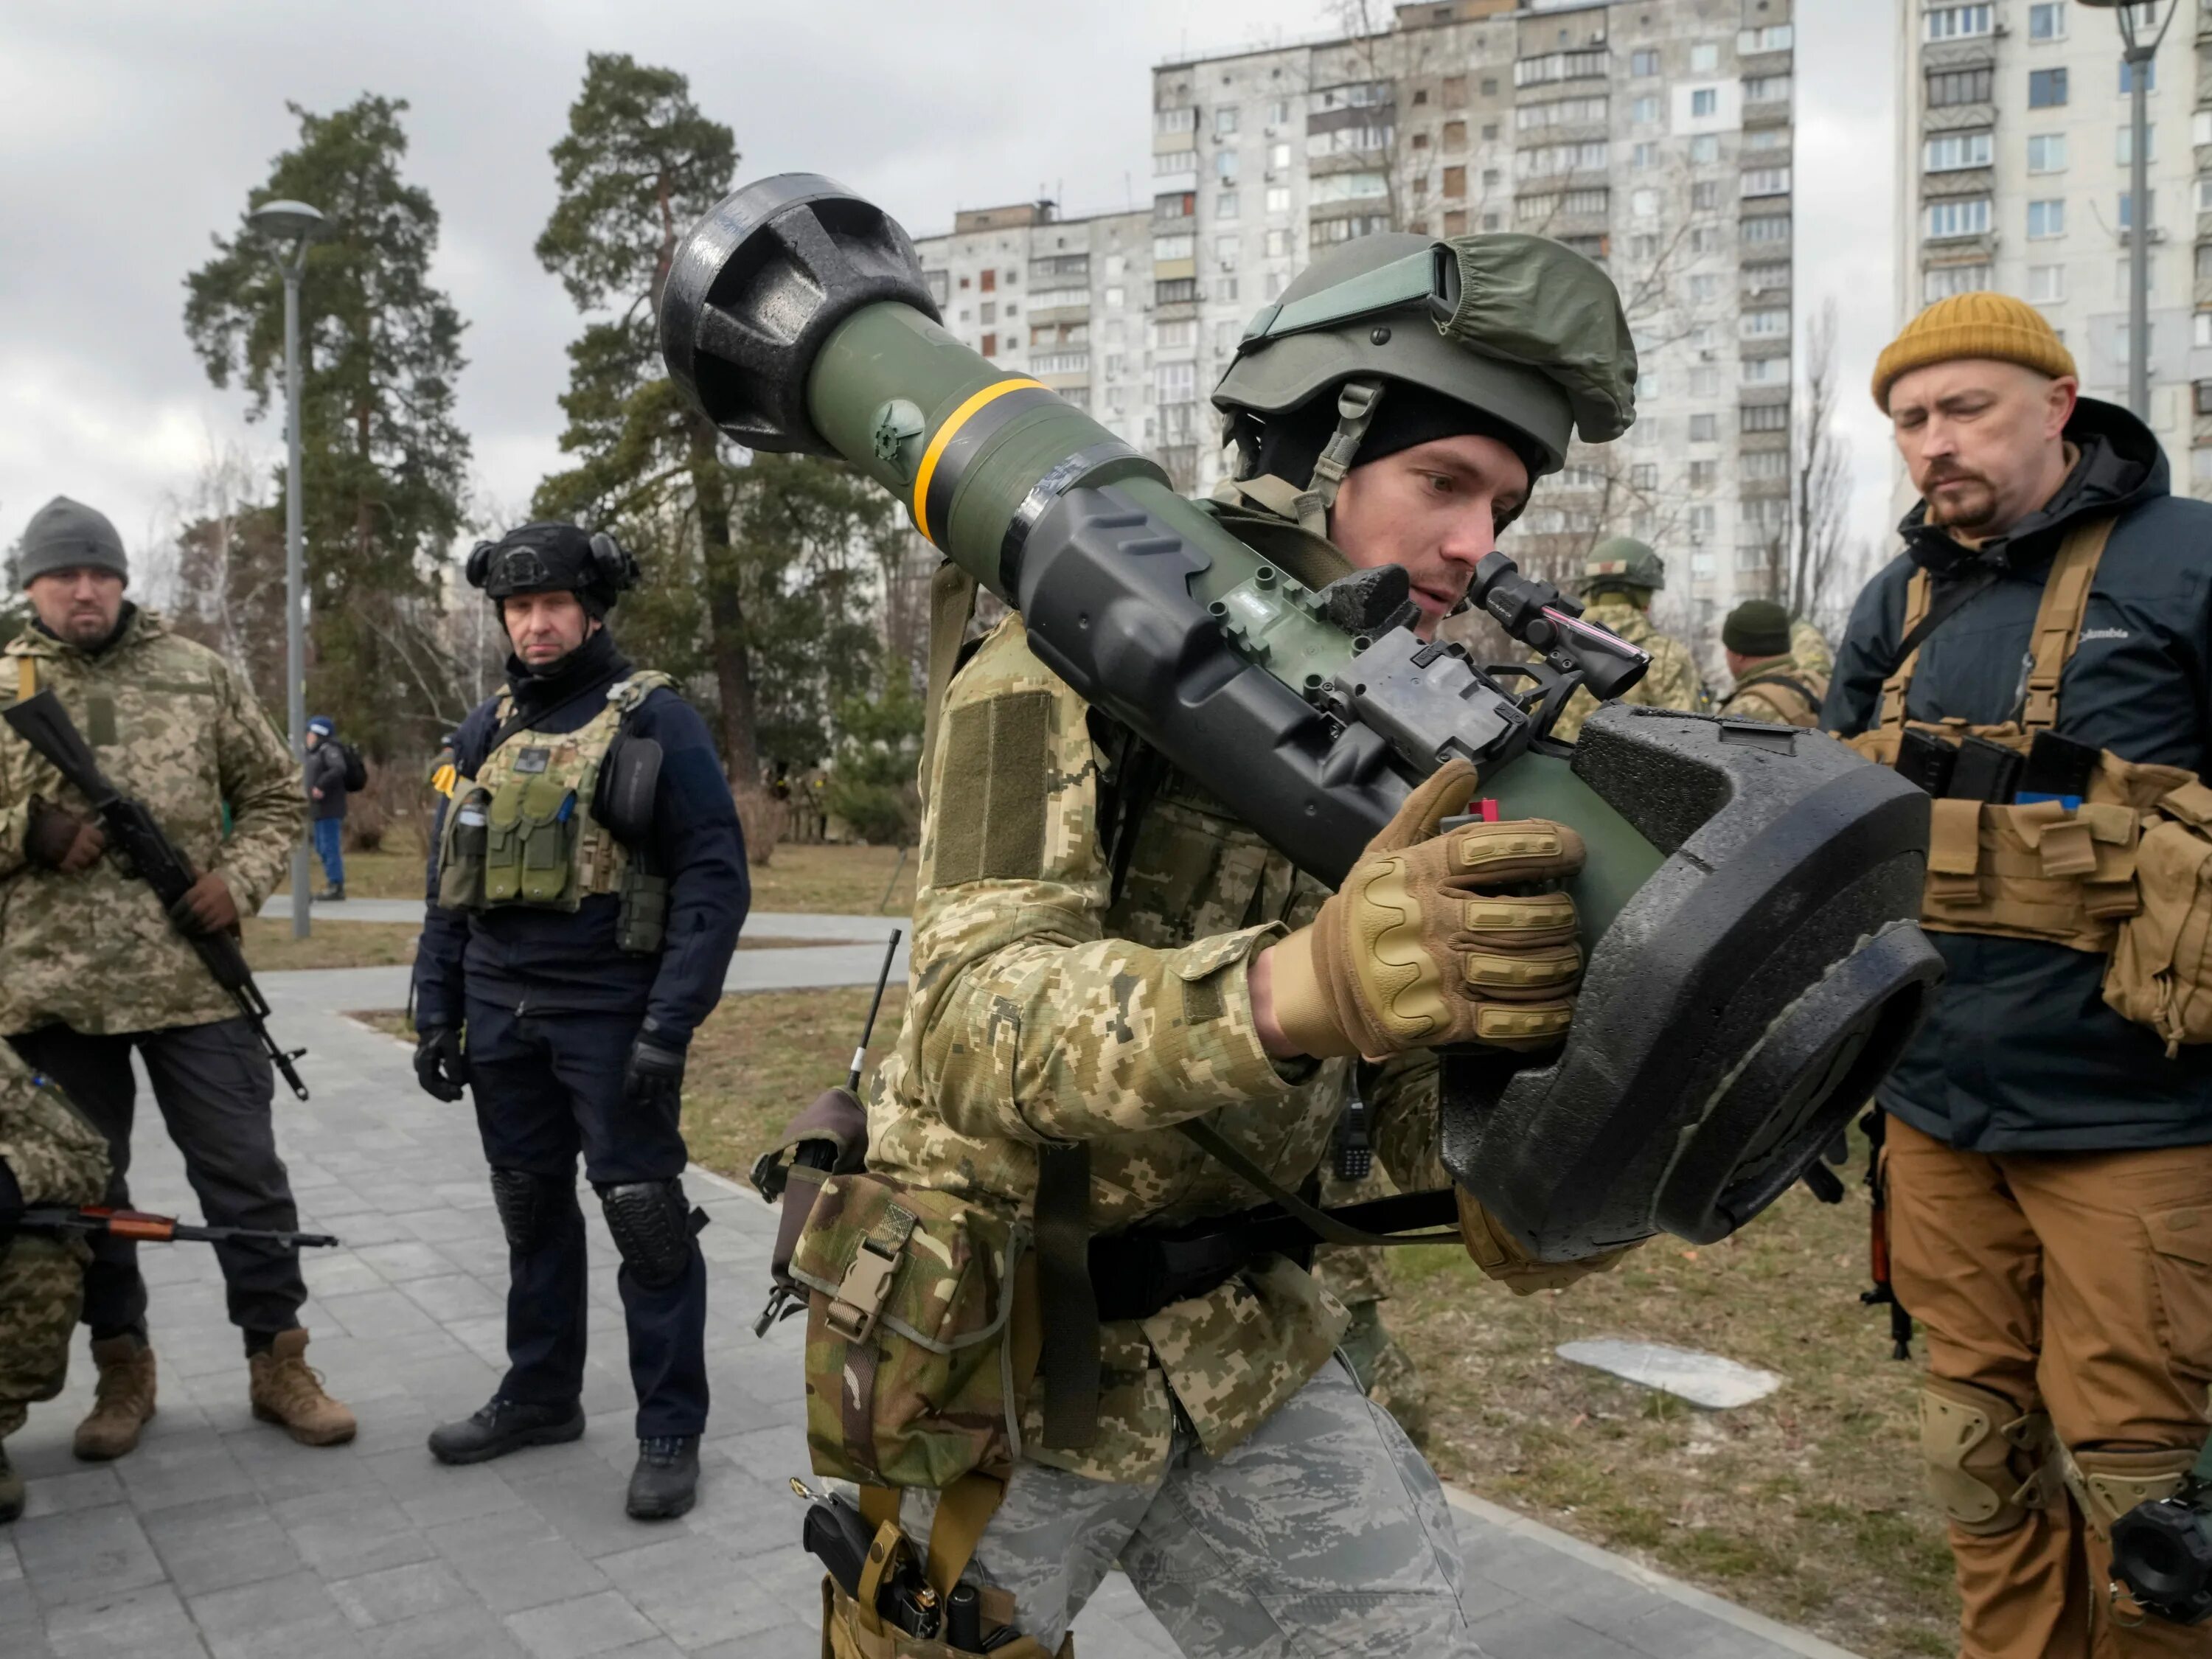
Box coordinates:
[868,613,1450,1487]
[0,1043,109,1439]
[0,609,304,1035]
[1547,599,1706,742]
[1718,655,1829,728]
[1789,616,1834,681]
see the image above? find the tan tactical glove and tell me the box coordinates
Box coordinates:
[1268,760,1585,1059]
[1457,1192,1636,1295]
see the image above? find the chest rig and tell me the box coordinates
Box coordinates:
[1846,518,2192,953]
[437,672,673,953]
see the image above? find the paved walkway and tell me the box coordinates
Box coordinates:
[4,968,1860,1659]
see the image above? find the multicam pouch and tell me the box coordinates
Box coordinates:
[789,1171,1030,1491]
[2106,780,2212,1056]
[821,1576,1072,1659]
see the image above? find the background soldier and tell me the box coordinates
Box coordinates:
[1716,599,1827,727]
[1546,536,1705,741]
[1830,293,2212,1657]
[412,523,746,1520]
[1790,615,1834,681]
[0,495,353,1461]
[0,1046,109,1522]
[858,233,1632,1658]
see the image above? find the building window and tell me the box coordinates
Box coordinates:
[1691,181,1722,210]
[2025,198,2064,238]
[2028,2,2065,39]
[1921,262,1991,303]
[1153,279,1198,305]
[1215,150,1239,180]
[2197,178,2212,215]
[1688,506,1717,542]
[1268,142,1291,169]
[1690,414,1719,443]
[1687,134,1719,165]
[1691,88,1719,117]
[1264,229,1291,257]
[1443,119,1467,150]
[1265,186,1291,214]
[1215,106,1239,135]
[979,269,996,293]
[2028,68,2068,108]
[1742,449,1789,480]
[2120,59,2155,94]
[1742,167,1792,198]
[1926,131,1993,172]
[2191,381,2212,417]
[1632,94,1661,124]
[1689,366,1721,397]
[1630,49,1660,77]
[1217,190,1239,220]
[1443,164,1467,198]
[1924,4,1993,41]
[1741,403,1790,434]
[2119,190,2154,232]
[2027,133,2067,173]
[1744,75,1792,105]
[1742,309,1790,338]
[2116,125,2157,167]
[1742,215,1792,244]
[1926,198,1993,240]
[2028,264,2065,303]
[1631,187,1660,218]
[981,333,997,356]
[2196,311,2212,349]
[1155,106,1197,136]
[1690,43,1719,72]
[1441,74,1467,107]
[1742,355,1787,386]
[1155,150,1198,176]
[1690,273,1722,304]
[1630,463,1659,490]
[1152,234,1194,262]
[1444,209,1470,237]
[1929,66,1996,106]
[1739,24,1793,52]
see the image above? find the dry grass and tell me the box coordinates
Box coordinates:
[242,917,421,973]
[1393,1140,1955,1659]
[332,841,914,916]
[315,847,431,900]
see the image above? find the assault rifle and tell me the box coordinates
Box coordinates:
[3,690,310,1100]
[18,1206,338,1249]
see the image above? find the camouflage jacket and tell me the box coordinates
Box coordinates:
[1548,600,1706,742]
[0,1042,108,1208]
[869,613,1443,1486]
[0,610,303,1034]
[1789,617,1834,681]
[1719,655,1828,728]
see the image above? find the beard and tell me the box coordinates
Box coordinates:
[1921,469,1998,530]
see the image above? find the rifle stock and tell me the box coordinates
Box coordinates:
[18,1206,339,1249]
[3,690,311,1099]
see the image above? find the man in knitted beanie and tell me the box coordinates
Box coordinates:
[1715,599,1823,727]
[1829,293,2212,1657]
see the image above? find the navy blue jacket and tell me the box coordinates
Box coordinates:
[413,630,748,1045]
[1826,398,2212,1152]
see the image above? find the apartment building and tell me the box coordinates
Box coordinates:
[1147,0,1798,629]
[1896,0,2208,490]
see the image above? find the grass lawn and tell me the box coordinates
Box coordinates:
[332,841,915,916]
[242,917,421,972]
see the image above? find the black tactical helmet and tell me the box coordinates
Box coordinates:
[465,522,639,619]
[1213,232,1638,486]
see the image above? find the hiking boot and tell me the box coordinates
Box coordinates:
[316,884,345,902]
[627,1435,700,1520]
[0,1442,21,1523]
[248,1329,355,1446]
[427,1397,585,1466]
[74,1335,156,1461]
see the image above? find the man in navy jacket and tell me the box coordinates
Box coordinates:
[412,522,745,1520]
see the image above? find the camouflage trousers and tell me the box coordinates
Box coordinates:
[0,1235,85,1439]
[908,1356,1485,1657]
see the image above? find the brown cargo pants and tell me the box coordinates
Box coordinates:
[1886,1116,2212,1658]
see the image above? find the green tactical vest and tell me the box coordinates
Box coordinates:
[435,671,673,953]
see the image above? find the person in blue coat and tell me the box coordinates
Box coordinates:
[411,522,746,1520]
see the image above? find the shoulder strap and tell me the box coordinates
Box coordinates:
[1174,1120,1457,1248]
[918,561,980,811]
[1877,567,1938,730]
[14,657,33,703]
[1032,1141,1099,1451]
[1759,674,1823,720]
[2021,515,2115,729]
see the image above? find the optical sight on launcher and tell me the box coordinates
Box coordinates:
[660,174,1944,1260]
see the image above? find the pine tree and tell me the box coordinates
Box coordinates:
[184,95,470,757]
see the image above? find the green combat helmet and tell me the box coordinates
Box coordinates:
[1211,232,1639,531]
[1580,535,1666,598]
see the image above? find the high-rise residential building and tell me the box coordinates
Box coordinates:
[1149,0,1798,632]
[1896,0,2205,493]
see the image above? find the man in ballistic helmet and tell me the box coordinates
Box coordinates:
[1545,536,1704,741]
[411,523,747,1520]
[865,234,1636,1655]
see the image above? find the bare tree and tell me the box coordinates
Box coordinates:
[1765,297,1854,636]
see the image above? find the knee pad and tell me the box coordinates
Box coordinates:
[2061,1444,2199,1540]
[1919,1377,2062,1535]
[597,1179,703,1288]
[488,1168,574,1253]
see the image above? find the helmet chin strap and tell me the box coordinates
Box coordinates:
[1303,378,1387,512]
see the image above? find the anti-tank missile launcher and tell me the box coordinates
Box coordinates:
[661,173,1942,1259]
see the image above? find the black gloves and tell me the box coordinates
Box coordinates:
[623,1023,686,1115]
[414,1026,468,1102]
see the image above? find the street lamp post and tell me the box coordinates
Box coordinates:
[2080,1,2177,420]
[248,199,327,942]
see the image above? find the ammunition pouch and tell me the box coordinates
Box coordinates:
[823,1579,1071,1659]
[819,1479,1071,1658]
[2062,1444,2199,1541]
[1919,1377,2062,1535]
[790,1170,1032,1491]
[2105,781,2212,1056]
[437,787,491,910]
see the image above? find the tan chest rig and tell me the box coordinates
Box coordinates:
[435,672,673,954]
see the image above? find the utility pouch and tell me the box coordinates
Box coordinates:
[823,1576,1071,1659]
[517,779,579,905]
[616,860,667,953]
[437,786,490,910]
[483,779,529,904]
[790,1171,1031,1491]
[2106,780,2212,1057]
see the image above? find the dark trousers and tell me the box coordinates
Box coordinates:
[464,998,709,1439]
[8,1018,305,1337]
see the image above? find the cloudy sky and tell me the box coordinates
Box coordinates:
[0,0,1897,567]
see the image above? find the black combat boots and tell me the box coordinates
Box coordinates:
[427,1396,585,1464]
[626,1435,700,1520]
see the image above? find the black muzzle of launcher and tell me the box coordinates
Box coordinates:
[658,173,1943,1260]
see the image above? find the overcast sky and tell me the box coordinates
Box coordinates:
[0,0,1897,569]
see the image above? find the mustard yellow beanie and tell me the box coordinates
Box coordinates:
[1871,292,2079,411]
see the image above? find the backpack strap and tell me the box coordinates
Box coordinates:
[1877,568,1935,732]
[2022,516,2115,730]
[918,560,980,810]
